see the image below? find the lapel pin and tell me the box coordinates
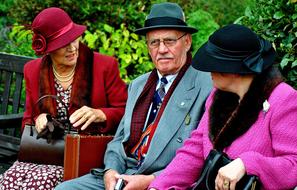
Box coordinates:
[185,114,191,125]
[263,99,270,113]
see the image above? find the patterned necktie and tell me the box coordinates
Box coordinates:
[130,77,168,166]
[157,77,168,100]
[147,77,168,126]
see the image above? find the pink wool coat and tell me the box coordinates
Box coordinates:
[150,83,297,190]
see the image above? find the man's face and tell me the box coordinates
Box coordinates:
[146,29,192,76]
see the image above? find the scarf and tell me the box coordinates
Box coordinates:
[125,54,192,152]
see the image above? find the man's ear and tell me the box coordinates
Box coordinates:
[185,34,192,51]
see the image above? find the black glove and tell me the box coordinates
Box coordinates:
[36,114,67,143]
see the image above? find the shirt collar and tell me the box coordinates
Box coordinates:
[156,71,178,84]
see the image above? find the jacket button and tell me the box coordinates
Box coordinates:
[177,137,183,143]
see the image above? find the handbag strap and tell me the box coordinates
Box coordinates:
[192,150,223,190]
[30,94,71,134]
[205,150,223,189]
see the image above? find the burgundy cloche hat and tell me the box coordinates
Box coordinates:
[31,7,86,55]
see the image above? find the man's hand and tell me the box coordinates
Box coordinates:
[104,169,119,190]
[117,174,155,190]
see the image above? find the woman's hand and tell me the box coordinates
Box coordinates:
[215,158,246,190]
[69,105,107,130]
[35,113,48,133]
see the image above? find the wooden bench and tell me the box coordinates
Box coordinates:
[0,52,33,173]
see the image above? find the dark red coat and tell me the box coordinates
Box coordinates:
[22,51,127,134]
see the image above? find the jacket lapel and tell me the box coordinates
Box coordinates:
[138,67,201,172]
[123,73,151,140]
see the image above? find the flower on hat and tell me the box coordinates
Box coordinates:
[262,99,270,113]
[32,33,47,55]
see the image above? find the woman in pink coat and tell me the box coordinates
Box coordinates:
[149,24,297,190]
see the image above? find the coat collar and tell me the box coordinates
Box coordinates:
[210,68,283,150]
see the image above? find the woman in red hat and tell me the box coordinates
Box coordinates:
[0,7,127,189]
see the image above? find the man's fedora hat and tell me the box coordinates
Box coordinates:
[192,24,276,74]
[31,7,86,55]
[135,2,198,35]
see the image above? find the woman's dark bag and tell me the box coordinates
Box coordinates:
[192,149,260,190]
[18,95,71,166]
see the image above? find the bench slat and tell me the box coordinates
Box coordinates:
[0,52,33,173]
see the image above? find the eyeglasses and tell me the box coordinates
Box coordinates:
[147,33,187,49]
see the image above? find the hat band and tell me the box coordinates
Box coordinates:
[47,22,74,41]
[145,17,187,28]
[206,41,251,61]
[206,39,271,73]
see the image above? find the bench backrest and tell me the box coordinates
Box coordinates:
[0,52,33,116]
[0,52,33,168]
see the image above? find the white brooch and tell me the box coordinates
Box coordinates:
[262,100,270,113]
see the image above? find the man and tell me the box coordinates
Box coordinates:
[55,2,211,190]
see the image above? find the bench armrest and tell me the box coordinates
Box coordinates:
[0,113,23,129]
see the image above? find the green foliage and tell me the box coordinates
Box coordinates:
[192,0,248,26]
[0,0,15,28]
[237,0,297,88]
[83,23,153,82]
[1,25,36,57]
[1,0,248,83]
[0,0,16,52]
[8,0,149,32]
[1,0,153,82]
[187,9,219,53]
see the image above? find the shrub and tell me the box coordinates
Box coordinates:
[192,0,248,26]
[0,0,154,82]
[0,0,15,28]
[1,25,35,57]
[236,0,297,88]
[83,24,153,82]
[1,23,153,82]
[187,9,219,53]
[7,0,149,32]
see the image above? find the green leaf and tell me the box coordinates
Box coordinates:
[273,11,285,19]
[292,60,297,68]
[292,13,297,19]
[280,57,290,69]
[123,30,129,38]
[131,33,139,40]
[103,24,113,33]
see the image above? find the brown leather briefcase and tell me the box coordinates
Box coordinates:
[63,134,113,181]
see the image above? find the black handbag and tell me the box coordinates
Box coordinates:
[192,149,260,190]
[18,95,72,166]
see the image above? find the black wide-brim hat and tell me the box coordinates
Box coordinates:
[135,2,198,35]
[192,24,276,74]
